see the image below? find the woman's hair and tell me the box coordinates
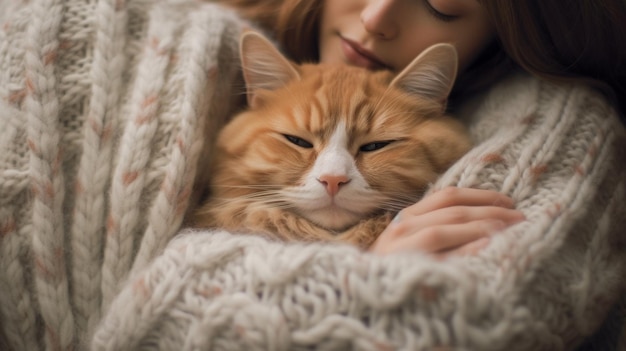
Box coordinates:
[218,0,625,116]
[480,0,626,117]
[218,0,323,62]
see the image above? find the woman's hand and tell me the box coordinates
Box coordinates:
[369,187,525,257]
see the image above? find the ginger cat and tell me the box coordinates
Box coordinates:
[192,32,471,248]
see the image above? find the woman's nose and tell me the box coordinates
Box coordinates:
[361,0,400,40]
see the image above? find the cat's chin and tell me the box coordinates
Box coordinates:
[300,206,364,232]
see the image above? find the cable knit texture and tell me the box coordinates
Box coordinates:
[0,0,625,350]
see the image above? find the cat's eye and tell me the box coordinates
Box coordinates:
[359,141,392,152]
[284,134,313,148]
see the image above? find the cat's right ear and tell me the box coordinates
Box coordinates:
[390,43,458,106]
[240,32,301,108]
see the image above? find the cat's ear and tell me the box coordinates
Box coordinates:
[240,31,301,108]
[390,43,458,105]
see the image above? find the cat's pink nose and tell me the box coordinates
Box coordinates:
[318,175,350,197]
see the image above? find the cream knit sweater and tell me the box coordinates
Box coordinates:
[0,0,625,350]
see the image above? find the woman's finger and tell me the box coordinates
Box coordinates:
[371,219,507,255]
[383,205,525,241]
[403,187,516,217]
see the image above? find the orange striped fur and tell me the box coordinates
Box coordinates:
[192,33,471,248]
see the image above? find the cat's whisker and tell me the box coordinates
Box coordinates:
[212,197,296,211]
[211,190,283,201]
[365,192,423,210]
[389,194,424,203]
[379,197,423,210]
[239,197,290,207]
[211,184,285,190]
[241,191,282,197]
[379,203,413,212]
[230,191,296,206]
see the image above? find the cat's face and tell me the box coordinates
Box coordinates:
[210,33,471,232]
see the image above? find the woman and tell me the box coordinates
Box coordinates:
[1,0,624,350]
[217,0,625,256]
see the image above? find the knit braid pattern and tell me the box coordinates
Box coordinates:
[2,0,626,350]
[93,74,626,351]
[0,0,246,349]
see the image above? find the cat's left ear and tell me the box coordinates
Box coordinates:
[240,31,301,108]
[390,43,458,105]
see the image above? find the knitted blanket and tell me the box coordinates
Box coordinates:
[1,0,625,350]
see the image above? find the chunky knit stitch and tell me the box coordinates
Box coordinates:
[1,0,625,350]
[1,0,246,349]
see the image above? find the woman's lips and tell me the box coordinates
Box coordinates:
[340,37,389,70]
